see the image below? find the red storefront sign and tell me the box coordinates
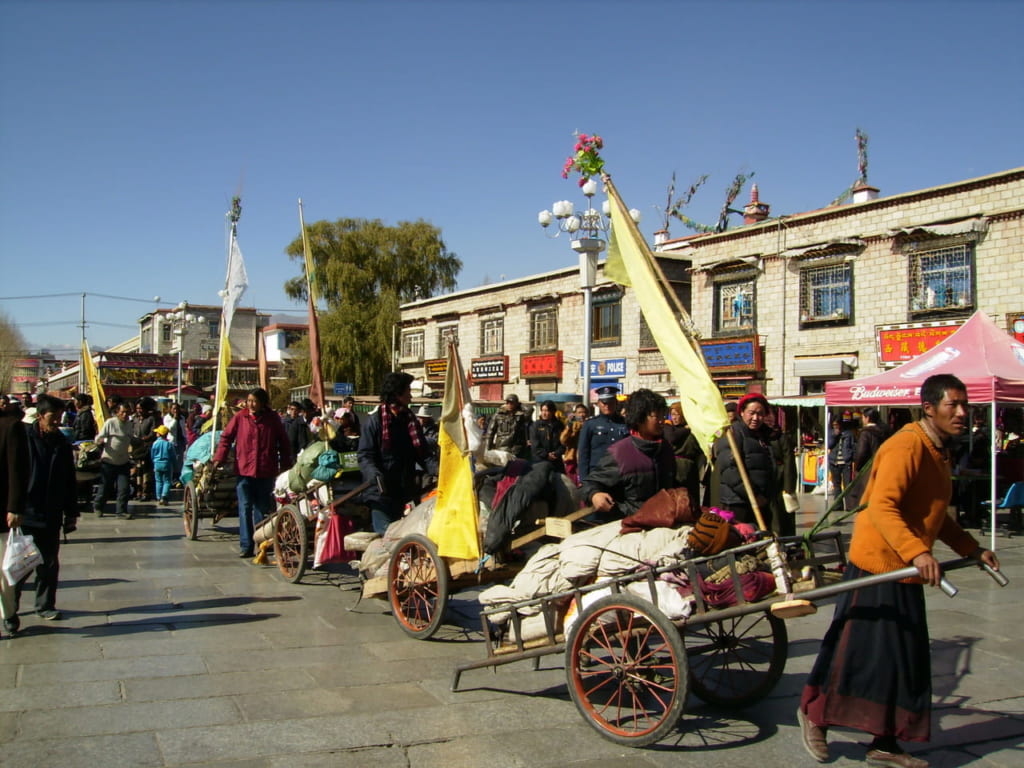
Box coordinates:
[520,351,562,379]
[877,322,961,363]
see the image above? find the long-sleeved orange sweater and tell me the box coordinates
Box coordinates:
[850,422,978,579]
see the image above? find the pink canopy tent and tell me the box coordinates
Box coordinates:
[826,310,1024,406]
[825,311,1024,550]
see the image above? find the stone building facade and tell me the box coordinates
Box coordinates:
[659,167,1024,397]
[398,167,1022,403]
[397,260,690,403]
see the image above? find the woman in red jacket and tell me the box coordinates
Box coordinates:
[213,388,293,558]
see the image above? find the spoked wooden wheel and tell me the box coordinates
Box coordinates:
[685,610,788,708]
[566,594,687,747]
[182,481,200,540]
[387,534,448,640]
[273,505,308,583]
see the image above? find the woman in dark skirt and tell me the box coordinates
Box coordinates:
[797,375,999,768]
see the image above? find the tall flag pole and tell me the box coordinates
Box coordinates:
[80,339,107,430]
[604,174,729,455]
[298,199,325,410]
[211,196,248,431]
[426,343,480,560]
[604,173,794,602]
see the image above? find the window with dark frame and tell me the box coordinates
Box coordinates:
[592,298,621,345]
[714,279,755,335]
[907,241,974,317]
[800,262,853,326]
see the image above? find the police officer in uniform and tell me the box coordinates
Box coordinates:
[576,386,628,482]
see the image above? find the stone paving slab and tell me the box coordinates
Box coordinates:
[1,496,1020,767]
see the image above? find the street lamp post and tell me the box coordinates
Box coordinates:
[539,179,640,405]
[167,302,205,404]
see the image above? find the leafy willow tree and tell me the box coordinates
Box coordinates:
[0,312,27,393]
[284,218,461,395]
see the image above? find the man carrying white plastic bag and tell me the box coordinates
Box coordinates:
[0,395,30,636]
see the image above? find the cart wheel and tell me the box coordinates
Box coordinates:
[182,482,200,540]
[566,593,687,747]
[273,505,308,583]
[387,534,448,640]
[685,611,788,709]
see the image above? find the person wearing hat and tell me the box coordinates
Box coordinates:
[576,386,628,482]
[486,393,530,461]
[150,424,177,506]
[710,392,776,526]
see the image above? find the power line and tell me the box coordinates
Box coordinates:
[0,291,164,304]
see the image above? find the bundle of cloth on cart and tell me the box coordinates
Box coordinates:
[479,487,777,643]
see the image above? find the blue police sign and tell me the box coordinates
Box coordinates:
[333,382,354,396]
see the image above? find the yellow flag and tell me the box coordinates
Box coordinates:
[426,343,480,559]
[604,176,729,454]
[81,340,107,430]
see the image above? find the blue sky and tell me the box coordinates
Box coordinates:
[2,0,1021,353]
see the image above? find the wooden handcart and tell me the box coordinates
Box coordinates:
[182,460,238,540]
[451,531,1008,747]
[361,504,594,641]
[262,452,371,584]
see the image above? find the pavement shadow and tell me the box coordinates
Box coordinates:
[16,612,287,638]
[70,534,184,544]
[57,577,134,588]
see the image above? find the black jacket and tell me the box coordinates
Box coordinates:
[23,422,78,530]
[71,406,97,442]
[529,418,565,465]
[713,420,776,524]
[581,435,677,519]
[1,407,28,532]
[357,407,437,506]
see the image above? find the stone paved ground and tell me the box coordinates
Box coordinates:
[0,496,1021,767]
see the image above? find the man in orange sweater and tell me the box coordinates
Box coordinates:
[798,374,999,768]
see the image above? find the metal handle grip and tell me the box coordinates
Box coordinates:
[939,576,958,598]
[981,562,1009,587]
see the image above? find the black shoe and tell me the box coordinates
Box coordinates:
[2,617,19,635]
[239,550,254,558]
[37,609,62,621]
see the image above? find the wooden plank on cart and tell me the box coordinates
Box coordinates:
[509,506,593,550]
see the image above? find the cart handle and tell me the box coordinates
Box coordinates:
[808,557,1007,603]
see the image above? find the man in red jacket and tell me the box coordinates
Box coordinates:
[213,388,293,558]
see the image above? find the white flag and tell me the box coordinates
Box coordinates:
[222,232,248,334]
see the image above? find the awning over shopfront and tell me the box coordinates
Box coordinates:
[891,216,988,240]
[825,311,1024,406]
[792,356,858,378]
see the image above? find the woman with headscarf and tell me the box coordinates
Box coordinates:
[711,393,777,527]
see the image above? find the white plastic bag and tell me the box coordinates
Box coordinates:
[3,528,43,585]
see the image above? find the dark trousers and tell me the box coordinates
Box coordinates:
[16,525,60,613]
[236,476,275,554]
[94,461,131,517]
